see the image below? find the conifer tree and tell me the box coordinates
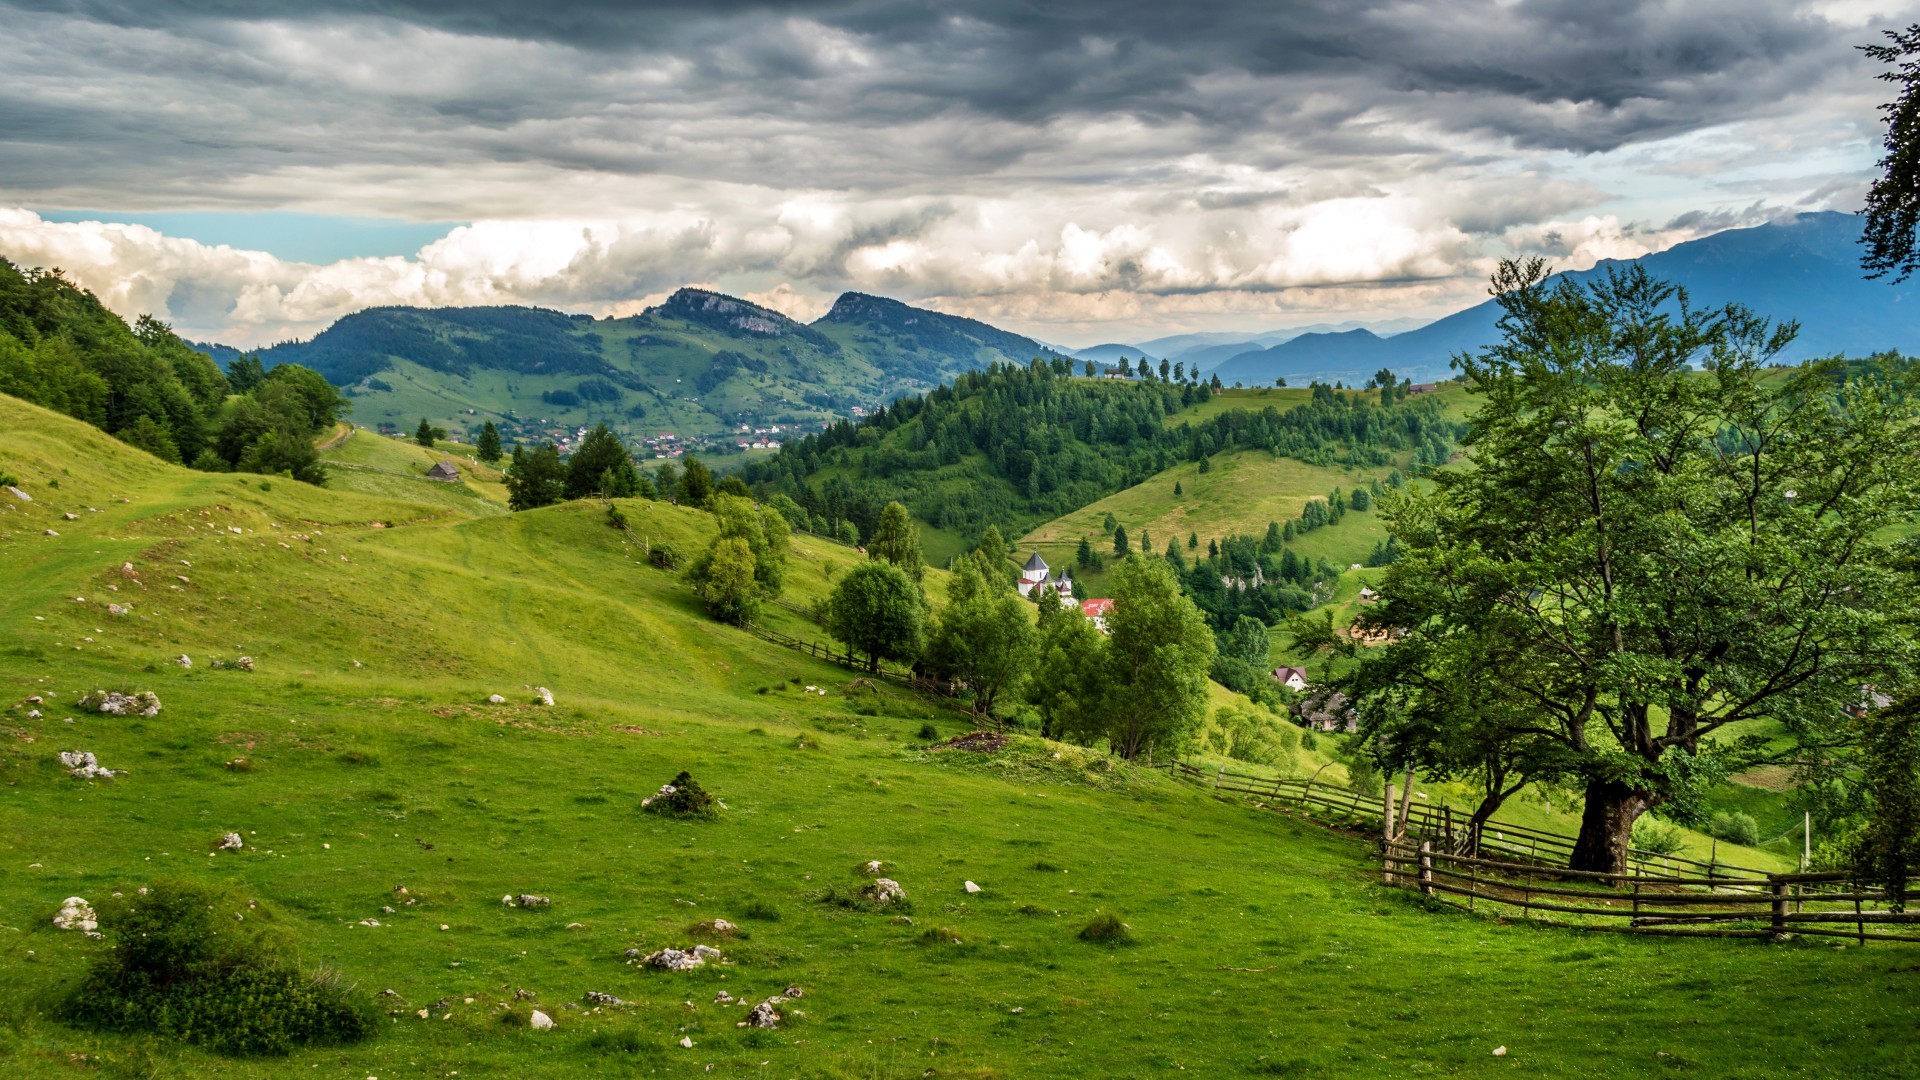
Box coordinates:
[477,421,502,463]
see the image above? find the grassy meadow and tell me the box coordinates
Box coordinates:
[0,394,1910,1077]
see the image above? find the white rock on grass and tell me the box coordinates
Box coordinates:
[174,655,192,669]
[963,880,982,894]
[678,1036,693,1049]
[863,878,906,905]
[234,656,254,672]
[530,1010,554,1030]
[747,1000,782,1028]
[862,860,885,875]
[217,832,243,851]
[487,694,506,704]
[59,751,118,779]
[53,896,96,933]
[532,687,554,706]
[502,893,550,908]
[79,690,161,717]
[640,945,721,971]
[6,486,30,502]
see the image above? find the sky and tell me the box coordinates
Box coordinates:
[0,0,1914,349]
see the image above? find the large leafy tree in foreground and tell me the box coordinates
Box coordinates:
[1351,259,1920,874]
[1099,555,1216,760]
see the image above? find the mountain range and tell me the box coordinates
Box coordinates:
[190,211,1911,449]
[1208,212,1915,386]
[226,289,1060,449]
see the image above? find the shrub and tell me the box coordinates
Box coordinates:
[640,771,717,818]
[647,543,681,570]
[1707,811,1760,847]
[583,1027,650,1056]
[605,503,629,531]
[1078,912,1133,945]
[1031,860,1063,873]
[918,926,964,945]
[338,749,378,767]
[1631,816,1687,857]
[917,722,939,741]
[740,899,781,922]
[58,882,376,1056]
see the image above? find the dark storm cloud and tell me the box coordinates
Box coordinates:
[5,0,1868,156]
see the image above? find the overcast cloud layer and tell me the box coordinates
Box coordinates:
[0,0,1911,347]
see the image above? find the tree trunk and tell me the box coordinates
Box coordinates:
[1569,777,1651,876]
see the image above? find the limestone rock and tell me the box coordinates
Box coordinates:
[234,656,254,672]
[747,1000,781,1028]
[79,690,161,717]
[583,991,625,1006]
[487,694,506,704]
[530,1010,554,1030]
[63,512,77,521]
[964,880,982,894]
[640,945,716,971]
[863,878,906,905]
[53,896,97,933]
[678,1036,693,1049]
[107,604,128,616]
[6,485,30,502]
[532,687,555,706]
[784,985,803,999]
[502,893,550,908]
[44,529,58,537]
[59,750,118,779]
[217,832,244,851]
[174,654,192,669]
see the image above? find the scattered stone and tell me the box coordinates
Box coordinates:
[6,486,30,502]
[59,751,118,779]
[964,880,982,894]
[174,654,192,669]
[1493,1046,1508,1057]
[52,896,96,933]
[26,695,42,705]
[26,709,40,719]
[747,1000,781,1028]
[889,915,915,926]
[487,694,506,704]
[78,690,161,717]
[358,918,381,927]
[641,946,718,971]
[863,878,906,906]
[234,656,254,672]
[502,893,550,908]
[930,730,1008,753]
[379,988,399,998]
[63,512,77,521]
[784,985,803,999]
[583,991,625,1007]
[44,529,58,537]
[216,832,243,851]
[531,687,554,707]
[711,918,736,933]
[862,860,885,875]
[565,922,586,930]
[678,1036,693,1049]
[107,604,128,616]
[713,990,734,1004]
[623,948,642,960]
[529,1010,554,1030]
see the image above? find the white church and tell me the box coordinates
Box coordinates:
[1017,552,1074,599]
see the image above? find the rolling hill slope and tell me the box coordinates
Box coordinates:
[0,393,1904,1075]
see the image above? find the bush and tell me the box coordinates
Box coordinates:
[605,503,629,531]
[917,722,939,741]
[1707,811,1760,847]
[647,542,681,570]
[1078,912,1133,945]
[58,882,375,1056]
[640,770,717,818]
[918,926,965,945]
[1631,816,1687,857]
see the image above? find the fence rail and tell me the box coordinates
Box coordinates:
[1382,842,1920,943]
[1162,759,1770,883]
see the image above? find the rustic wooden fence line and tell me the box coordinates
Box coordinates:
[1162,759,1771,884]
[1382,842,1920,943]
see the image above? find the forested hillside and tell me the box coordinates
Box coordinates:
[239,288,1061,452]
[0,258,345,483]
[740,360,1464,551]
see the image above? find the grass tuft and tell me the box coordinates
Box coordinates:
[1078,912,1133,946]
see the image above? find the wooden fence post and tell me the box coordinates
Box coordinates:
[1419,841,1433,898]
[1384,782,1399,843]
[1770,878,1787,937]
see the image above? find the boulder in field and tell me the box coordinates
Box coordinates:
[52,896,96,933]
[532,687,555,706]
[530,1010,554,1030]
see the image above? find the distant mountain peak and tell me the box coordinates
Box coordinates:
[653,288,803,337]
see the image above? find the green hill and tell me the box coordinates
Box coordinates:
[245,290,1063,459]
[0,395,1911,1076]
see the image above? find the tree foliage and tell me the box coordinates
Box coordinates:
[1349,259,1920,873]
[564,423,642,499]
[506,443,567,510]
[867,500,924,579]
[929,561,1036,721]
[1099,556,1217,760]
[824,560,927,672]
[1862,25,1920,282]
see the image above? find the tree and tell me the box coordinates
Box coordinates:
[1173,480,1183,497]
[415,418,438,447]
[235,428,326,486]
[930,562,1037,722]
[565,423,641,499]
[678,456,713,507]
[1351,258,1920,874]
[477,422,502,463]
[506,442,566,511]
[1350,486,1371,511]
[710,494,790,598]
[868,501,923,579]
[1084,360,1096,377]
[1112,524,1129,556]
[654,462,680,502]
[1098,556,1216,759]
[835,519,860,545]
[1027,587,1105,741]
[225,355,267,394]
[972,524,1016,588]
[1862,25,1920,281]
[117,415,181,463]
[824,561,927,672]
[1076,536,1094,569]
[685,536,760,625]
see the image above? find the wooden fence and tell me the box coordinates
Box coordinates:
[1162,760,1770,883]
[1382,842,1920,943]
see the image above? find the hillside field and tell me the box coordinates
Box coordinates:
[0,395,1911,1077]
